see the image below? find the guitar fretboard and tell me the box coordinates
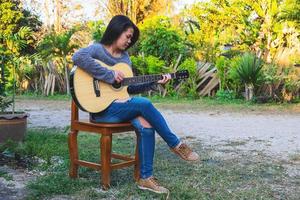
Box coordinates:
[122,73,176,86]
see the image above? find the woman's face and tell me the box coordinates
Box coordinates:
[115,27,134,51]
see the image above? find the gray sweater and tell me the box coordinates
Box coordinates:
[71,42,158,94]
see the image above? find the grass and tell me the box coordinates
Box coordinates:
[0,128,299,200]
[14,91,71,101]
[0,170,13,181]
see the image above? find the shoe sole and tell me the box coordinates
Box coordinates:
[137,185,167,194]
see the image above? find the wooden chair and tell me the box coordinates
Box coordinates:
[68,100,140,190]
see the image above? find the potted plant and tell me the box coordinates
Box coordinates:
[0,53,29,143]
[0,59,29,143]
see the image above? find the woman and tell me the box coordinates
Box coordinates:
[72,15,199,195]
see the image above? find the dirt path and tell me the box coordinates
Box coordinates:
[15,99,300,160]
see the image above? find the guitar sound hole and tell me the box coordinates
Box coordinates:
[112,82,122,89]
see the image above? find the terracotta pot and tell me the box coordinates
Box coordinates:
[0,112,29,143]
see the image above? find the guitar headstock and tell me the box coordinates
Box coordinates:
[175,70,189,80]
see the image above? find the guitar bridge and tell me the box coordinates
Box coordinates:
[93,78,101,97]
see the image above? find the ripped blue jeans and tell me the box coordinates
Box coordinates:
[90,96,181,179]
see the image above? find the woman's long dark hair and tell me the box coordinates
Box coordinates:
[100,15,139,50]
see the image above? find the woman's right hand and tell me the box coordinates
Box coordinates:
[113,70,125,83]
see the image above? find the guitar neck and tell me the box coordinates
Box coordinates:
[122,73,176,86]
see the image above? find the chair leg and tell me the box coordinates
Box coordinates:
[100,134,112,190]
[134,130,140,182]
[68,130,79,178]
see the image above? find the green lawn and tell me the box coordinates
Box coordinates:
[1,128,299,199]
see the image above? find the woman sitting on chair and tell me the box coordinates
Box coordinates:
[72,15,199,195]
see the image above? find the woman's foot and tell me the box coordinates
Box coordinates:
[137,176,169,194]
[170,141,199,161]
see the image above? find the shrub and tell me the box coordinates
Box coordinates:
[136,16,191,65]
[215,89,237,101]
[87,20,106,41]
[130,55,166,75]
[236,53,263,100]
[236,53,263,86]
[215,56,231,90]
[177,58,199,98]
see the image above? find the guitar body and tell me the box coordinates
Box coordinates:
[70,60,133,113]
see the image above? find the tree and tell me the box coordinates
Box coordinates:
[182,0,258,62]
[0,0,23,36]
[136,16,190,65]
[280,0,300,26]
[104,0,176,24]
[0,26,33,110]
[21,0,84,32]
[37,28,79,95]
[242,0,283,62]
[0,0,38,92]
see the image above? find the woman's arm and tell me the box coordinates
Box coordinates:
[127,81,159,94]
[72,43,115,84]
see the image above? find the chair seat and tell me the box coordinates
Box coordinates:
[72,119,135,134]
[79,119,133,127]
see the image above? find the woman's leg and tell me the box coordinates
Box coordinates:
[131,118,155,179]
[91,106,156,179]
[91,96,181,148]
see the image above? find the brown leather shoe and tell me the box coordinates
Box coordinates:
[170,142,199,161]
[137,176,169,194]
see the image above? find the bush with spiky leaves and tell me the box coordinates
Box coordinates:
[237,53,263,86]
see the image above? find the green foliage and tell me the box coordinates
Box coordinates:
[216,90,238,101]
[37,28,79,60]
[262,63,282,86]
[236,53,263,86]
[279,0,300,27]
[177,58,199,98]
[130,55,147,74]
[0,0,23,36]
[215,55,244,95]
[146,55,166,74]
[87,20,106,41]
[227,56,243,90]
[130,55,166,75]
[0,95,12,112]
[282,66,300,94]
[216,56,231,90]
[0,23,34,111]
[178,57,197,77]
[137,16,190,65]
[183,0,258,62]
[1,26,33,56]
[0,0,39,95]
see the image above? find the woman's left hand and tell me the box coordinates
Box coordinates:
[157,73,171,85]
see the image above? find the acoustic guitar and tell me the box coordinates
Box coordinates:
[70,60,189,113]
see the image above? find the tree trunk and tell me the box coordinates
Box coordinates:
[245,84,254,100]
[55,0,62,33]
